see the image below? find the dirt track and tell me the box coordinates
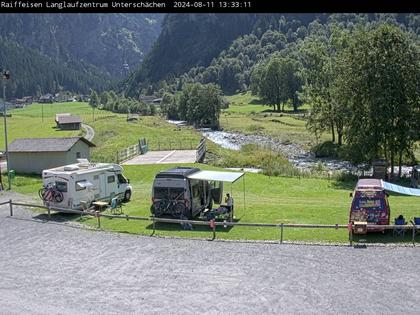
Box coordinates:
[0,199,419,314]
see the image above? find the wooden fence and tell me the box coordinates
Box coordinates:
[196,138,206,163]
[1,199,419,246]
[117,138,147,163]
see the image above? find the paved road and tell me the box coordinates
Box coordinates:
[123,150,196,165]
[81,123,95,141]
[0,197,419,314]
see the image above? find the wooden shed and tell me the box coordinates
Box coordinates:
[8,137,95,174]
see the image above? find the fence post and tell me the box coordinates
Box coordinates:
[349,223,353,247]
[280,223,284,244]
[47,205,51,220]
[210,219,216,241]
[96,211,101,229]
[116,152,119,164]
[9,199,13,216]
[412,221,416,247]
[151,215,156,236]
[169,142,172,150]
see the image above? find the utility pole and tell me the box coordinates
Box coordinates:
[2,68,11,190]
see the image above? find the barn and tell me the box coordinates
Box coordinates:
[8,137,95,174]
[55,114,82,130]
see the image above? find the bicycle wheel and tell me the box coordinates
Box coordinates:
[43,189,53,201]
[38,188,47,200]
[172,202,186,218]
[53,190,64,203]
[152,200,166,217]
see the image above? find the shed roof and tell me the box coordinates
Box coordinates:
[9,137,95,153]
[58,115,82,124]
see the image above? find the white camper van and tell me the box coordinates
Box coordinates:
[41,159,132,209]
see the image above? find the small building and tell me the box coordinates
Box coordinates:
[39,93,54,103]
[8,137,95,174]
[56,114,82,130]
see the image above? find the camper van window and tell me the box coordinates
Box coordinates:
[191,181,200,199]
[154,187,168,199]
[107,175,115,184]
[76,180,87,191]
[55,181,67,193]
[154,187,184,200]
[117,174,127,184]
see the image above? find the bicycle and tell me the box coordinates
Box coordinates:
[39,184,64,203]
[152,192,186,218]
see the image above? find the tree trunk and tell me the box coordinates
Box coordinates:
[398,149,403,178]
[331,122,335,143]
[293,96,297,112]
[390,151,395,181]
[337,131,343,146]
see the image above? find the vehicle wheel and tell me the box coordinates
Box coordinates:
[124,190,131,202]
[172,202,186,218]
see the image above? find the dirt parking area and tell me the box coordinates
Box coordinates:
[0,197,419,314]
[123,150,196,165]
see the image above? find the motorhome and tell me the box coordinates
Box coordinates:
[411,165,420,188]
[41,159,132,210]
[349,179,390,234]
[151,167,225,219]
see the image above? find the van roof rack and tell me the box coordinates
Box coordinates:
[156,167,200,178]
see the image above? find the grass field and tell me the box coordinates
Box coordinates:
[1,99,419,243]
[223,93,329,149]
[5,163,419,244]
[1,102,201,162]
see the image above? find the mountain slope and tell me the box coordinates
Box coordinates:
[124,13,327,96]
[0,36,111,97]
[0,13,163,78]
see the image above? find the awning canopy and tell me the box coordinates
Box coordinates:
[187,170,244,183]
[76,180,94,189]
[382,180,420,197]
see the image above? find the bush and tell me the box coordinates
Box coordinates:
[311,141,340,158]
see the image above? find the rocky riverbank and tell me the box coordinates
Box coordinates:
[201,130,364,174]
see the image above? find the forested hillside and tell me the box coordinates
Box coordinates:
[0,13,163,97]
[124,13,328,96]
[0,37,111,97]
[124,13,419,96]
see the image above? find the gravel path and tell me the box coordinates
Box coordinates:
[0,199,419,314]
[82,123,95,141]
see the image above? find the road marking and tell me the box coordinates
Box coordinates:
[157,150,177,163]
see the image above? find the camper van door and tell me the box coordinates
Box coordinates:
[99,173,106,198]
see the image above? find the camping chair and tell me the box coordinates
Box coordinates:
[393,217,406,237]
[109,197,123,215]
[411,217,420,237]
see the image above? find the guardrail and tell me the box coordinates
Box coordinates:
[151,140,196,151]
[1,199,419,246]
